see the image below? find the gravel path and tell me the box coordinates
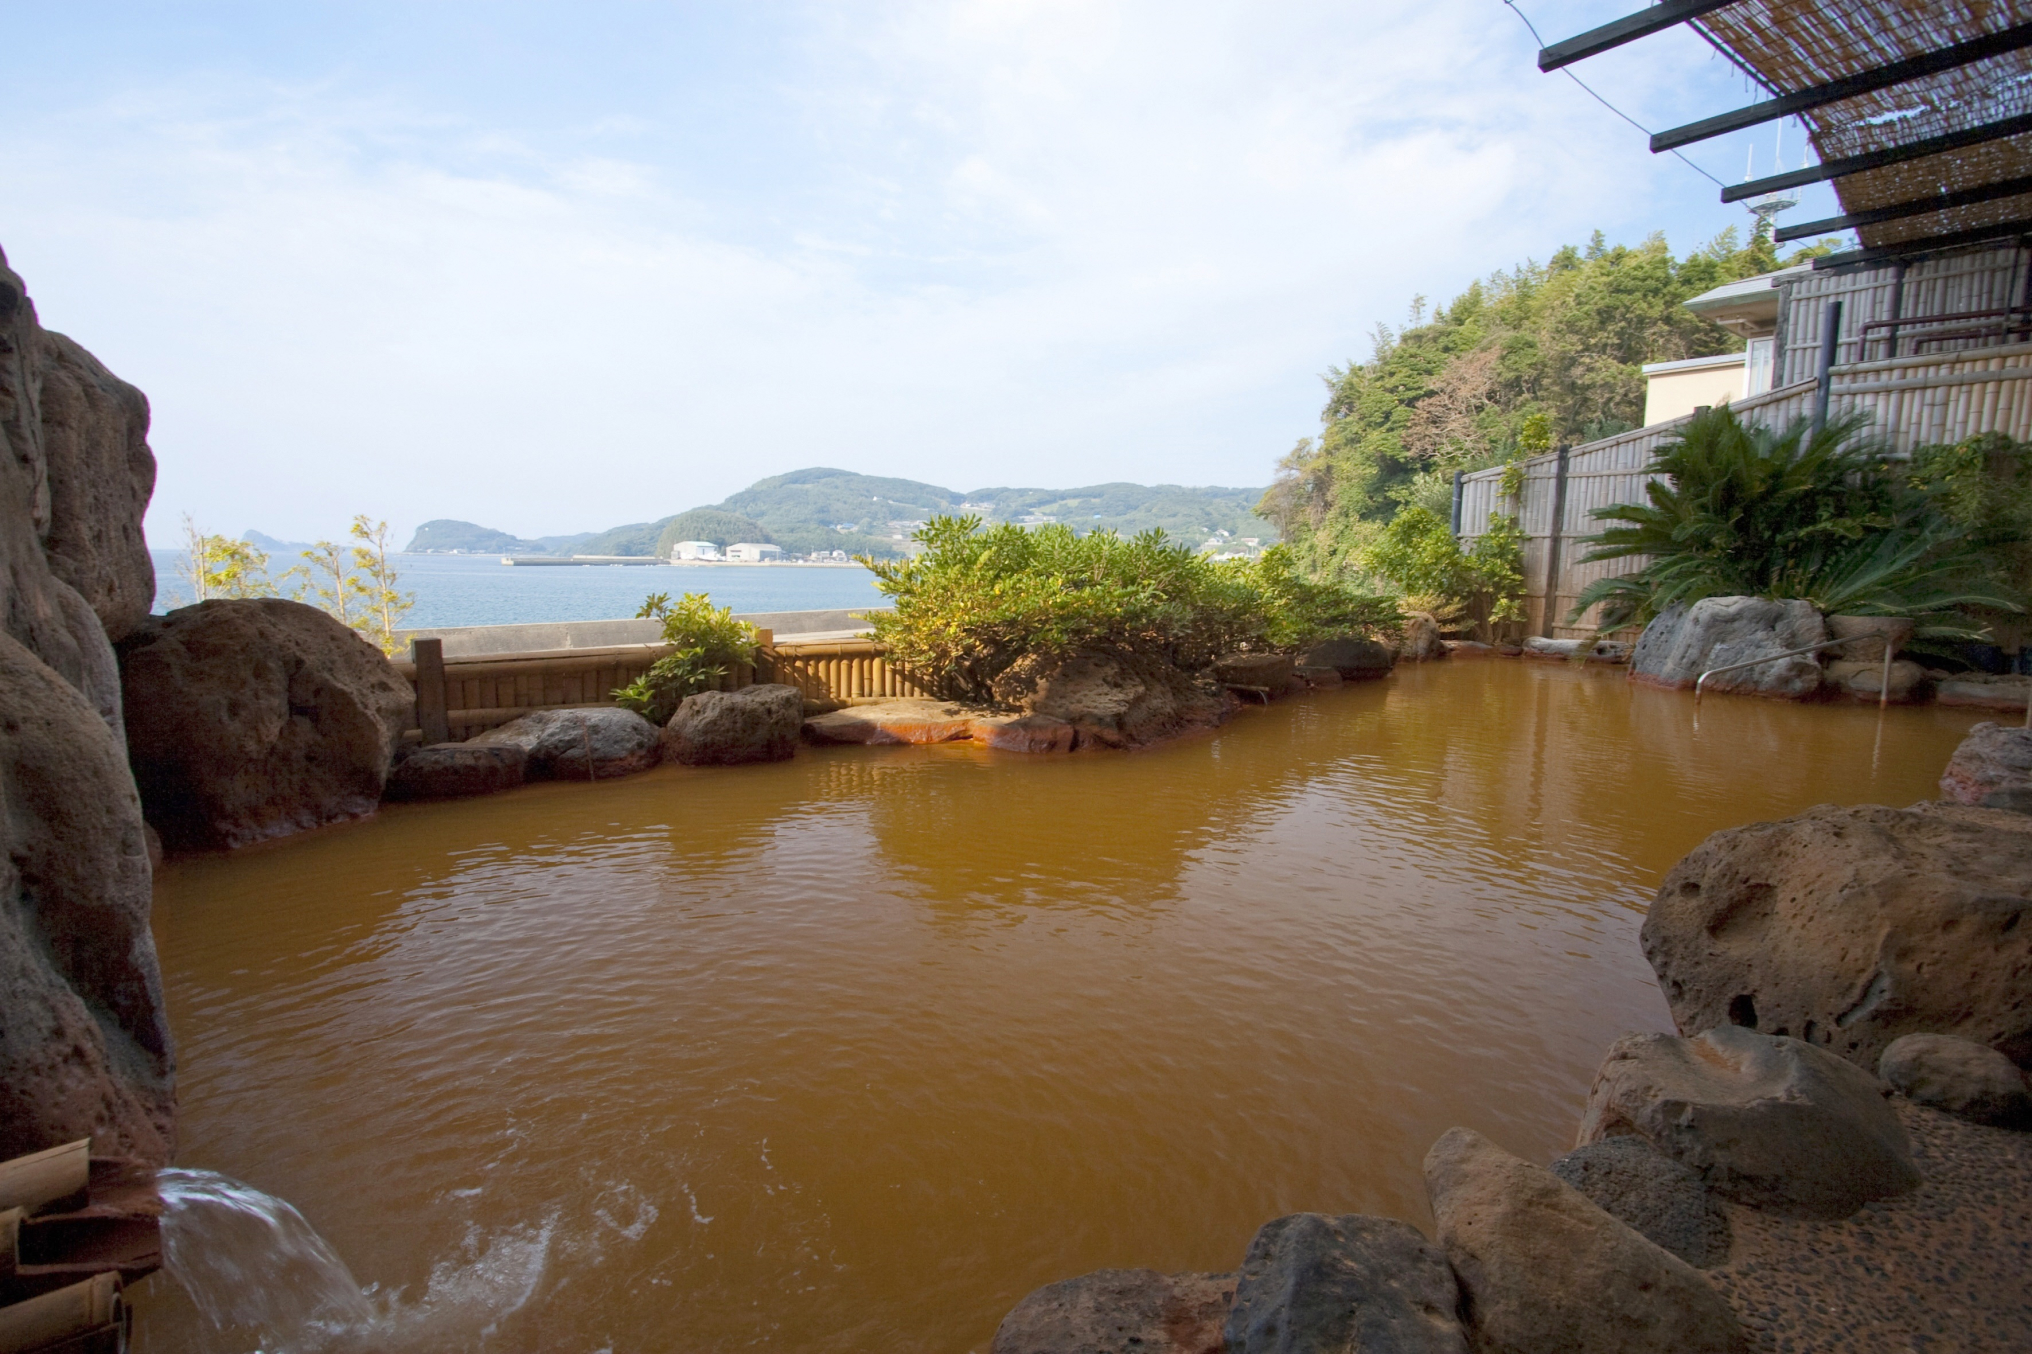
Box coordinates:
[1707,1100,2032,1353]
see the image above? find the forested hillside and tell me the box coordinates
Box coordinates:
[1260,228,1824,581]
[440,469,1275,560]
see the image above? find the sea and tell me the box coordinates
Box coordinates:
[148,551,886,629]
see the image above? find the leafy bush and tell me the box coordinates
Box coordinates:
[613,592,758,724]
[860,519,1396,701]
[1360,507,1526,640]
[1570,406,2018,634]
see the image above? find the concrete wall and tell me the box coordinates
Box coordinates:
[1641,355,1746,425]
[398,607,888,658]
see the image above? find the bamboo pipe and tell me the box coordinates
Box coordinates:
[0,1141,88,1216]
[0,1272,122,1354]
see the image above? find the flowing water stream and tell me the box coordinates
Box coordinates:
[134,661,1988,1352]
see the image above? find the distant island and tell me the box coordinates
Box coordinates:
[401,467,1277,561]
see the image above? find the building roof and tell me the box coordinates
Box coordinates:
[1538,1,2032,268]
[1640,352,1747,375]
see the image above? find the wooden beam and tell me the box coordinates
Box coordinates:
[1777,173,2032,242]
[1537,0,1740,72]
[1721,112,2032,203]
[411,637,450,745]
[1653,21,2032,151]
[1811,219,2032,269]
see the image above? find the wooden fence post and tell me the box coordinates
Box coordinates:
[412,638,450,745]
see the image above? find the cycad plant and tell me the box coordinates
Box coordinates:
[1570,406,2019,634]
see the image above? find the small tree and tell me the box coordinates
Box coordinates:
[349,516,414,654]
[1361,507,1525,641]
[178,515,275,601]
[613,592,758,724]
[287,540,368,629]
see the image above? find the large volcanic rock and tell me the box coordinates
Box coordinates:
[1423,1127,1741,1354]
[120,599,415,849]
[993,1269,1234,1354]
[1577,1026,1919,1218]
[989,650,1234,749]
[0,244,173,1163]
[471,707,661,780]
[1640,802,2032,1069]
[1940,721,2032,811]
[662,684,803,765]
[1224,1212,1466,1354]
[1630,597,1826,697]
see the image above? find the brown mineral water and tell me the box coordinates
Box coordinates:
[133,661,1982,1353]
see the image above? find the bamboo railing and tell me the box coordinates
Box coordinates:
[396,633,942,742]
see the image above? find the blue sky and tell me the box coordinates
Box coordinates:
[1,1,1849,544]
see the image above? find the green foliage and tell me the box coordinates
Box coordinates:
[348,516,414,654]
[1360,508,1526,640]
[286,540,369,629]
[179,515,276,600]
[860,518,1393,702]
[612,592,759,724]
[1261,226,1818,581]
[1570,407,2021,634]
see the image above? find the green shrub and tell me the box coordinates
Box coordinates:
[1360,506,1525,640]
[860,518,1395,702]
[613,591,758,724]
[1570,406,2018,634]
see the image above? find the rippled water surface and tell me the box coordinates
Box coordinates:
[139,661,1985,1352]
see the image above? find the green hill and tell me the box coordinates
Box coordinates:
[406,519,595,554]
[417,469,1277,560]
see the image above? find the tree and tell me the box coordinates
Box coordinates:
[349,516,414,654]
[177,515,275,601]
[1261,226,1828,583]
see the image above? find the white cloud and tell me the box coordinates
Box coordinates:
[0,0,1816,544]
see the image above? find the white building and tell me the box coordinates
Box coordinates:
[1640,265,1803,425]
[669,540,722,561]
[725,542,782,563]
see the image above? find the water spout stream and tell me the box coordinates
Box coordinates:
[157,1168,375,1352]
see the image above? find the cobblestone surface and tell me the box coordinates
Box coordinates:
[1707,1099,2032,1353]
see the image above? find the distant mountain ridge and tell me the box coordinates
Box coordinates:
[407,468,1275,558]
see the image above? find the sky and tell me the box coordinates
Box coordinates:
[0,1,1852,545]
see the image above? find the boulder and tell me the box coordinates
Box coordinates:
[1291,664,1342,688]
[1822,657,1928,702]
[1641,802,2032,1068]
[992,1269,1234,1354]
[1398,614,1446,662]
[1522,636,1584,660]
[1937,677,2029,711]
[1298,637,1395,680]
[0,246,173,1166]
[119,599,415,849]
[1587,640,1631,664]
[1224,1213,1466,1354]
[34,331,157,644]
[384,743,527,801]
[470,707,661,780]
[1629,597,1826,697]
[1940,721,2032,811]
[803,700,979,746]
[1443,640,1496,658]
[968,711,1078,752]
[990,651,1234,748]
[662,684,803,765]
[0,632,174,1165]
[1549,1136,1729,1269]
[1577,1026,1919,1218]
[1423,1127,1742,1354]
[1878,1033,2032,1127]
[1824,614,1914,665]
[1214,652,1295,692]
